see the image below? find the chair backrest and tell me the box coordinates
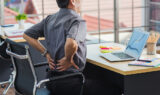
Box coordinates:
[0,36,10,59]
[0,37,12,83]
[5,39,37,95]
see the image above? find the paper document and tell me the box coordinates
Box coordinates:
[128,59,160,67]
[4,29,24,38]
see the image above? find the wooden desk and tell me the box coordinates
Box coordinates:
[86,43,160,95]
[87,43,160,75]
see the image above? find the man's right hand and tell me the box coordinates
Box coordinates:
[46,53,55,70]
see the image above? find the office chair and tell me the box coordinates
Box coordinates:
[0,36,14,95]
[5,38,85,95]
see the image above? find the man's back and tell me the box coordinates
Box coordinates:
[25,8,87,72]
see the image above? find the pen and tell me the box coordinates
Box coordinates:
[137,59,152,63]
[1,24,14,27]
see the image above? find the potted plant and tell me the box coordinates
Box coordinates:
[15,13,27,29]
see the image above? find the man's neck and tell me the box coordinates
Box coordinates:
[67,6,77,13]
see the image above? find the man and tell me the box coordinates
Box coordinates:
[23,0,86,95]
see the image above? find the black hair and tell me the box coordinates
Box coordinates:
[56,0,70,8]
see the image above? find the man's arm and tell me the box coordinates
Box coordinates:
[23,34,55,70]
[57,38,79,71]
[65,38,78,61]
[23,34,45,54]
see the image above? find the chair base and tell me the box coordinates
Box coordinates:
[0,71,15,95]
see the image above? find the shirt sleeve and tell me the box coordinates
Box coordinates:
[24,19,45,39]
[66,20,87,42]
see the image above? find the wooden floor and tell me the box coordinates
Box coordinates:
[0,85,15,95]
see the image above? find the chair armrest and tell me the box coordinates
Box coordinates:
[36,72,85,88]
[6,48,28,59]
[34,62,48,67]
[0,41,4,46]
[36,78,50,88]
[49,72,83,81]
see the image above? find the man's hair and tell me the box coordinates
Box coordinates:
[56,0,70,8]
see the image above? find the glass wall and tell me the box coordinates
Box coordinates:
[118,0,149,45]
[150,0,160,44]
[0,0,149,44]
[81,0,114,44]
[3,0,44,24]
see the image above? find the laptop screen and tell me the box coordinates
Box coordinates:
[125,28,149,59]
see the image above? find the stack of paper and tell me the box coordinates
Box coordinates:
[4,29,24,38]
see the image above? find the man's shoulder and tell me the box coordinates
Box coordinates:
[67,16,85,26]
[72,15,85,22]
[45,13,57,21]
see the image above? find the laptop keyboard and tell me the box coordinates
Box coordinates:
[112,52,134,59]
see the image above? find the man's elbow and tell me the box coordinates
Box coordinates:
[67,38,78,50]
[70,41,78,50]
[72,41,78,50]
[23,33,35,42]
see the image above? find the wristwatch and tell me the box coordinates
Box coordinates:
[41,49,48,57]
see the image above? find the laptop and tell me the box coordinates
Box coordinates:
[100,28,150,62]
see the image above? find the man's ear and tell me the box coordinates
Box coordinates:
[70,0,76,6]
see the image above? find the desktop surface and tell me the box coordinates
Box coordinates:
[87,43,160,75]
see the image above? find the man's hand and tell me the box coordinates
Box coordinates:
[57,38,79,72]
[57,57,79,72]
[46,53,55,70]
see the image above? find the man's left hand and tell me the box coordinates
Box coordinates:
[57,57,79,72]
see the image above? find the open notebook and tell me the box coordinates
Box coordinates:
[128,59,160,67]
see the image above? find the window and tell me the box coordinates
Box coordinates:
[3,0,44,24]
[150,0,160,44]
[81,0,114,44]
[0,0,149,44]
[118,0,149,45]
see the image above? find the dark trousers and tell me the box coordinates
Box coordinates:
[46,71,83,95]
